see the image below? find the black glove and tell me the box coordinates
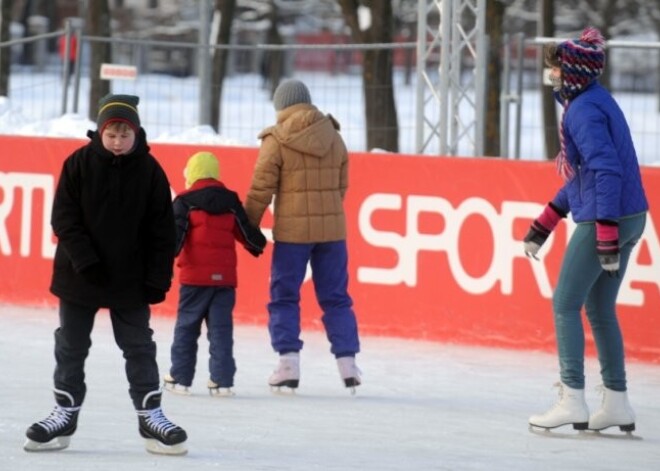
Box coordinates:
[144,286,166,304]
[80,263,108,286]
[246,247,263,258]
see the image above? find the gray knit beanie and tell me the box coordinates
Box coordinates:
[272,79,311,111]
[97,93,141,133]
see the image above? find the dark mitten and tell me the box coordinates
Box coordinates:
[596,221,620,276]
[246,246,263,258]
[80,263,108,286]
[524,203,565,260]
[144,286,166,304]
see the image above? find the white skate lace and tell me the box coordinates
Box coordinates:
[140,407,179,435]
[543,382,564,413]
[37,405,80,433]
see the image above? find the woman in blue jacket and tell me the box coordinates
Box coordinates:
[524,28,649,434]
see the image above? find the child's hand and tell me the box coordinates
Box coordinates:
[246,247,263,258]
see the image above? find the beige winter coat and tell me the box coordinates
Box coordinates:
[245,103,348,243]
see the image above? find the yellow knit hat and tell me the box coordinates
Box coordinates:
[184,151,220,189]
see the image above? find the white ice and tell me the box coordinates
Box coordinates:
[1,304,659,470]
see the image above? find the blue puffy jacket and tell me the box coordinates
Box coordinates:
[551,82,648,222]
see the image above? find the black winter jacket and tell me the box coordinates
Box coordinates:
[50,129,176,308]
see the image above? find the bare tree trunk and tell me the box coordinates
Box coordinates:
[264,1,284,99]
[338,0,398,152]
[87,0,111,122]
[0,0,12,96]
[484,0,505,157]
[540,0,559,160]
[210,0,236,133]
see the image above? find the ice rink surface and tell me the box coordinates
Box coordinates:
[1,304,659,470]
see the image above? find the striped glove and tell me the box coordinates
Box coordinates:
[524,203,565,260]
[596,221,619,277]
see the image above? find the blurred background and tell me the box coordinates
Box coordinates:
[0,0,659,161]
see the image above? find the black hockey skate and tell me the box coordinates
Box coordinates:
[137,390,188,455]
[24,389,80,452]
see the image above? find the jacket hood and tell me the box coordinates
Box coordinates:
[177,179,232,215]
[261,104,340,158]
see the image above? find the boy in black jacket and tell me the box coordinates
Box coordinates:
[24,94,187,455]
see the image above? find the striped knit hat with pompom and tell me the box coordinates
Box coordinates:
[556,27,606,101]
[551,27,606,181]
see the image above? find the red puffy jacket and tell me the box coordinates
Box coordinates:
[174,179,266,287]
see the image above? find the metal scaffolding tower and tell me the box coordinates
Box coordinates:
[415,0,487,156]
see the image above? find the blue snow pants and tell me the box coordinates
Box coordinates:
[54,299,159,409]
[553,212,646,391]
[268,241,360,357]
[169,285,236,388]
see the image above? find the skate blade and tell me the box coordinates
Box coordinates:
[209,387,235,397]
[163,384,192,396]
[144,438,188,456]
[529,425,589,439]
[588,430,643,440]
[529,427,642,440]
[23,436,71,452]
[269,384,298,395]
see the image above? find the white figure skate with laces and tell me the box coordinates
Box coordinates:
[529,382,589,433]
[589,386,636,436]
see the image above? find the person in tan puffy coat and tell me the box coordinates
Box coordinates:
[245,79,361,392]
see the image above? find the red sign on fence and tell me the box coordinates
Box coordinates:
[1,136,658,362]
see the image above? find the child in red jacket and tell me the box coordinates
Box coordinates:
[164,151,266,396]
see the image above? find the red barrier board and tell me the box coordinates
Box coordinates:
[1,136,658,362]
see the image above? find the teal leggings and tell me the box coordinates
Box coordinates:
[552,213,646,391]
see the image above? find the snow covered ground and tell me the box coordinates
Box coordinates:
[2,304,659,470]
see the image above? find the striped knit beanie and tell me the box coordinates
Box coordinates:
[97,94,141,134]
[555,27,606,101]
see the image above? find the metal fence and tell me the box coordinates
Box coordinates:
[1,30,659,165]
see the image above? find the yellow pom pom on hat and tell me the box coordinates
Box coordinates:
[184,151,220,189]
